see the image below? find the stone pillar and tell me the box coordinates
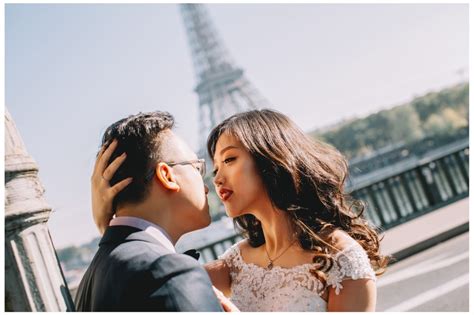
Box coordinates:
[5,108,75,311]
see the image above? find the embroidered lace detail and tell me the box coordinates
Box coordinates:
[326,242,377,295]
[218,240,376,312]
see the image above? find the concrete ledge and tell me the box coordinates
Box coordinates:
[391,222,469,262]
[380,198,469,262]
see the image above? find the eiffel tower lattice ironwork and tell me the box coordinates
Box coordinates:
[180,4,271,154]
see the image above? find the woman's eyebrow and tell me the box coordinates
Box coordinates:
[213,145,239,164]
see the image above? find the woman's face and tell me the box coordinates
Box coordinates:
[212,132,269,218]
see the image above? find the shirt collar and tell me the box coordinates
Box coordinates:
[109,216,175,253]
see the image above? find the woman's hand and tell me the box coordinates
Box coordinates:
[213,286,239,312]
[91,139,132,235]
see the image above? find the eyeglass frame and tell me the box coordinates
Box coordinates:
[145,158,206,181]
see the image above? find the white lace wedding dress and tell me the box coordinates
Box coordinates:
[219,240,376,312]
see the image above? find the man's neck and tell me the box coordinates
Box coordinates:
[115,205,183,245]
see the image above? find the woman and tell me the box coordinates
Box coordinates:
[93,109,389,311]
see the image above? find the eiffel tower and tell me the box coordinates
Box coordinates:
[179,4,271,156]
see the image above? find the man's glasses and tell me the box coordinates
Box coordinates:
[145,159,206,181]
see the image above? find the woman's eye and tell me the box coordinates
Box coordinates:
[223,157,236,164]
[212,169,218,177]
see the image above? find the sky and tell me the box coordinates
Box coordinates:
[5,3,469,248]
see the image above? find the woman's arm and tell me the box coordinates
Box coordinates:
[204,259,232,297]
[327,278,377,312]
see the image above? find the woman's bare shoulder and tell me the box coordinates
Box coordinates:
[237,238,251,251]
[327,229,357,252]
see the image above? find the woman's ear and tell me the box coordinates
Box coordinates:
[154,162,180,192]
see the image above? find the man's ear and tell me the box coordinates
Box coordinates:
[154,162,180,192]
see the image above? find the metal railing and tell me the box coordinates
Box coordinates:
[350,145,468,230]
[197,142,469,263]
[196,234,244,263]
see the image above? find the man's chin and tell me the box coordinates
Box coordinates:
[225,207,241,219]
[195,209,212,230]
[201,213,212,228]
[184,215,211,236]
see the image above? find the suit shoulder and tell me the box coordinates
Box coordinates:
[149,253,204,276]
[109,240,169,265]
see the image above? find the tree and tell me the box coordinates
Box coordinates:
[310,82,468,159]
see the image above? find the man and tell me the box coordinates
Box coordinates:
[74,111,225,311]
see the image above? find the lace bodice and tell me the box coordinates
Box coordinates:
[219,240,376,312]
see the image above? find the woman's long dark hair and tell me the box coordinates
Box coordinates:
[207,109,389,289]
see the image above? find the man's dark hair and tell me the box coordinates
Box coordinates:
[100,111,174,211]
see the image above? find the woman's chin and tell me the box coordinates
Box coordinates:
[225,207,242,219]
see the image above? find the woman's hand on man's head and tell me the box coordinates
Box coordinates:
[91,139,132,235]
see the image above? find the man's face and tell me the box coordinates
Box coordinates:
[160,131,211,230]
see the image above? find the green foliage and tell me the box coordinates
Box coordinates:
[412,83,469,122]
[312,83,469,159]
[424,107,468,136]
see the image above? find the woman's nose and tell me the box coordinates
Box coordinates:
[213,170,223,187]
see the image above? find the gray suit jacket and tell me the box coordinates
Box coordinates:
[74,225,223,311]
